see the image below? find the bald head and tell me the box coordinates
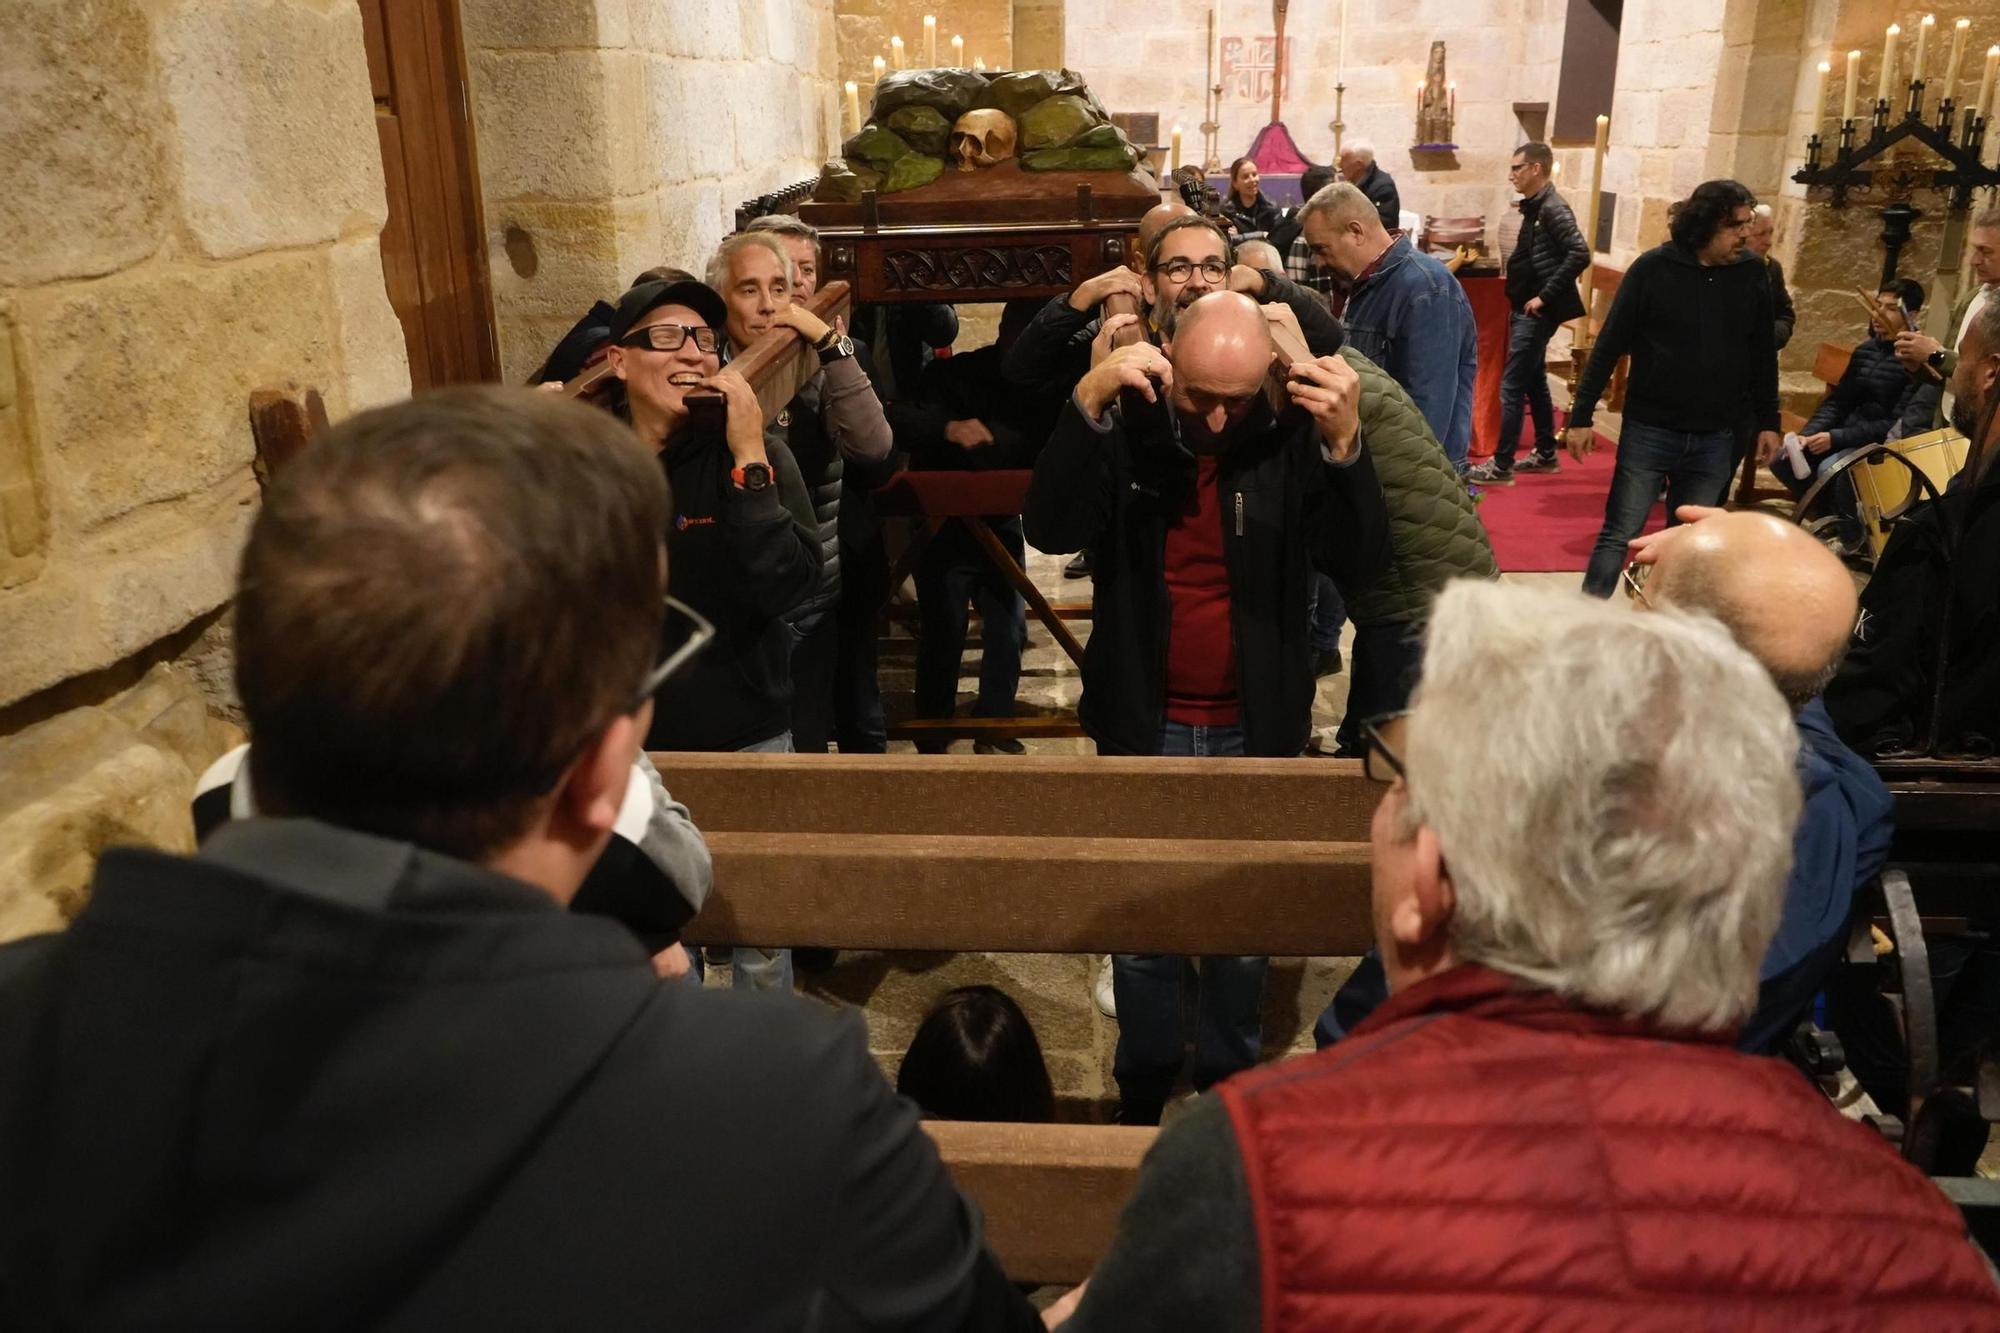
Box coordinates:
[1134,199,1195,271]
[1650,511,1857,707]
[1168,292,1275,442]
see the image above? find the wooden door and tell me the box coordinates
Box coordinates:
[358,0,498,389]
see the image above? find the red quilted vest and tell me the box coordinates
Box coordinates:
[1217,965,2000,1332]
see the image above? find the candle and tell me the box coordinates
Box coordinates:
[1978,45,2000,122]
[1879,24,1900,104]
[1915,15,1934,84]
[1171,124,1184,171]
[872,54,885,87]
[1844,48,1861,120]
[890,35,903,69]
[1448,80,1456,123]
[1337,0,1348,79]
[844,81,860,135]
[924,15,936,67]
[1946,18,1972,97]
[973,56,985,71]
[1811,60,1829,127]
[951,34,963,66]
[1417,81,1424,119]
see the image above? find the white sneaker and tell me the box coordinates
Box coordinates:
[1094,955,1117,1017]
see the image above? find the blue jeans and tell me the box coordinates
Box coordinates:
[1581,421,1736,597]
[1330,620,1425,756]
[1112,720,1268,1123]
[731,731,796,991]
[1496,311,1559,467]
[914,518,1026,751]
[1314,951,1389,1047]
[1307,573,1345,655]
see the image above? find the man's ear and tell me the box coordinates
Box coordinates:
[554,710,642,845]
[1389,825,1457,949]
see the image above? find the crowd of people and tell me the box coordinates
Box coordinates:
[1,149,1998,1329]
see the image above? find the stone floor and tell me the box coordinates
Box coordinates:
[703,545,1578,1119]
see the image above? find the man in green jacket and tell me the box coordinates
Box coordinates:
[1893,206,2000,426]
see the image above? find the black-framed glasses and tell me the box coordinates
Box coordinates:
[1360,711,1409,784]
[1621,559,1653,608]
[1152,257,1230,283]
[531,595,715,794]
[622,323,720,354]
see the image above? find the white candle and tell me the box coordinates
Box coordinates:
[1879,24,1900,103]
[1978,45,2000,121]
[973,56,985,71]
[1844,49,1861,120]
[1914,15,1934,83]
[891,35,904,70]
[1812,60,1830,129]
[1946,19,1972,97]
[951,34,963,66]
[1337,0,1348,79]
[844,81,860,135]
[924,15,936,67]
[1171,125,1184,171]
[872,55,885,83]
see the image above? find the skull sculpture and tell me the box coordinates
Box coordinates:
[950,110,1018,172]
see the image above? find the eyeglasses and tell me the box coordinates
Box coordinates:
[530,594,715,794]
[1507,163,1532,173]
[622,323,720,354]
[1152,257,1231,283]
[1620,560,1654,608]
[1360,711,1409,785]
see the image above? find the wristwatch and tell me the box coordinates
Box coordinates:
[1928,347,1948,370]
[817,333,856,365]
[730,460,774,493]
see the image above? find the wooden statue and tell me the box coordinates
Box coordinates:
[1416,41,1454,147]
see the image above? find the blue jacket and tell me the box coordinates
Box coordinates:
[1338,235,1478,467]
[1739,699,1896,1053]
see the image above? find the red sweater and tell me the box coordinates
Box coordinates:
[1163,455,1238,725]
[1218,965,2000,1331]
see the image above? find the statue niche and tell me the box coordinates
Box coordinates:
[1416,41,1455,148]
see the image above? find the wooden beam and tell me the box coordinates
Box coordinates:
[652,752,1380,842]
[924,1121,1154,1285]
[681,831,1374,954]
[885,717,1089,742]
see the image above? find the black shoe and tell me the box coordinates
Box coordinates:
[1513,452,1561,475]
[1313,648,1343,678]
[1063,550,1093,579]
[974,737,1027,755]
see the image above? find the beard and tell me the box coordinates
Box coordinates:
[1950,387,1984,438]
[1151,286,1212,339]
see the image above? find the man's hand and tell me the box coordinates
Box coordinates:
[1894,330,1944,375]
[1090,312,1144,366]
[1286,355,1362,461]
[1755,429,1781,465]
[1069,265,1146,313]
[944,418,995,450]
[1800,430,1834,456]
[1041,1282,1087,1329]
[1228,264,1269,297]
[651,942,691,981]
[1076,342,1172,419]
[1627,504,1726,565]
[1524,295,1545,316]
[1564,424,1597,462]
[702,368,768,463]
[777,303,831,346]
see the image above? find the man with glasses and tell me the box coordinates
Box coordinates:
[1468,141,1591,484]
[0,388,1048,1330]
[1050,580,2000,1332]
[1568,179,1780,597]
[1024,290,1392,1124]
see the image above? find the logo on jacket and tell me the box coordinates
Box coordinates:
[675,514,717,531]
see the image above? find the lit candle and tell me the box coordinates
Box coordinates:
[951,34,963,66]
[924,15,936,67]
[1879,24,1900,103]
[844,81,861,136]
[872,55,885,92]
[1417,81,1424,119]
[1914,15,1934,84]
[1978,44,2000,121]
[1844,49,1861,121]
[1337,0,1348,79]
[1171,124,1184,171]
[973,56,985,71]
[1946,19,1972,98]
[891,35,904,69]
[1448,80,1456,123]
[1811,60,1830,127]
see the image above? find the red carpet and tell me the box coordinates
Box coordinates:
[1474,420,1666,574]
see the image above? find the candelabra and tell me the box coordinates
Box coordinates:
[1200,80,1223,174]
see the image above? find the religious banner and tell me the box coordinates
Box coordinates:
[1220,37,1294,105]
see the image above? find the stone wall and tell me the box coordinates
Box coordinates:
[1065,0,1572,252]
[837,0,1014,89]
[468,0,843,384]
[0,0,411,943]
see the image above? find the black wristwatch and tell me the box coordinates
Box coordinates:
[1928,347,1948,370]
[730,461,773,493]
[817,333,856,365]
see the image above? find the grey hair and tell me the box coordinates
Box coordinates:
[1344,139,1376,163]
[1752,203,1774,221]
[744,213,820,250]
[1235,239,1284,270]
[1297,181,1382,231]
[704,231,795,293]
[1975,205,2000,232]
[1399,580,1801,1031]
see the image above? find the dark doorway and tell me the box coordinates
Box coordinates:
[357,0,499,389]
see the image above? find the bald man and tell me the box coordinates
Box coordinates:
[1633,507,1893,1054]
[1024,291,1391,1124]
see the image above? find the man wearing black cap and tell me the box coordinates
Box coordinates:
[601,277,821,755]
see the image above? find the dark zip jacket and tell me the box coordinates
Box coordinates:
[0,818,1040,1332]
[1024,395,1392,757]
[649,422,821,751]
[1571,242,1779,433]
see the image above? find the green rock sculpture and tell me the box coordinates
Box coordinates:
[872,68,991,122]
[814,159,883,202]
[841,125,910,170]
[881,152,945,193]
[1020,142,1140,172]
[976,69,1089,119]
[1019,94,1100,152]
[885,105,952,157]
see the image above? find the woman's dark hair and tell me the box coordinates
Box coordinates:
[896,986,1055,1123]
[1667,179,1757,252]
[1228,156,1259,204]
